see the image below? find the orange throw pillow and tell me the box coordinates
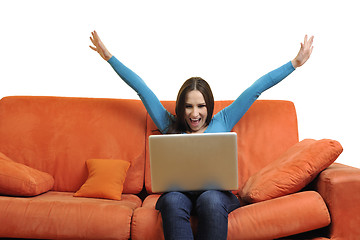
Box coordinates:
[74,159,130,200]
[240,139,343,203]
[0,152,54,196]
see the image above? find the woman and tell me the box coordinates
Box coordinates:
[90,31,314,240]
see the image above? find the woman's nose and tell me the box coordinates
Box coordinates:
[191,107,199,117]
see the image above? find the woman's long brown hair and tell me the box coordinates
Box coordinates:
[167,77,214,133]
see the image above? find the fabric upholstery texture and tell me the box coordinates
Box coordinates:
[0,96,147,194]
[240,139,343,203]
[0,191,141,239]
[0,151,54,196]
[74,159,130,200]
[0,96,147,239]
[0,151,13,162]
[315,163,360,239]
[0,96,354,240]
[227,191,330,240]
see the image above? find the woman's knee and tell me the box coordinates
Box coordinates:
[196,190,226,213]
[156,191,192,212]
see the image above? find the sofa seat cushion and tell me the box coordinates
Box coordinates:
[142,194,161,208]
[131,191,330,240]
[228,191,330,239]
[0,191,141,240]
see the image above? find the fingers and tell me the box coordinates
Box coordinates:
[90,31,100,46]
[307,36,314,49]
[303,35,314,48]
[89,30,112,61]
[90,31,101,52]
[299,35,314,58]
[90,31,100,45]
[92,30,101,44]
[90,30,105,50]
[309,45,314,57]
[90,36,95,47]
[292,35,314,68]
[308,35,314,43]
[91,30,97,39]
[89,35,98,52]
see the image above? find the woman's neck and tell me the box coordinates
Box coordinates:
[187,125,208,134]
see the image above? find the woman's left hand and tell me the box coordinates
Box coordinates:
[291,35,314,68]
[90,30,113,61]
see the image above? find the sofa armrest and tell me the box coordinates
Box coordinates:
[313,163,360,240]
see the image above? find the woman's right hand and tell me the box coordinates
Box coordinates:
[90,31,113,61]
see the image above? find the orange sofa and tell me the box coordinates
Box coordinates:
[0,96,359,240]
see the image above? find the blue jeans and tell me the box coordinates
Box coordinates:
[155,190,241,240]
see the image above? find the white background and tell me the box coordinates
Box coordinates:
[1,0,359,168]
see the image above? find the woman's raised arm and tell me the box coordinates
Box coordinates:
[215,35,314,131]
[89,31,172,133]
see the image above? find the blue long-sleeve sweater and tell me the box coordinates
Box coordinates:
[108,56,295,133]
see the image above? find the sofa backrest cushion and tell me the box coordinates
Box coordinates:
[145,100,299,193]
[0,96,147,193]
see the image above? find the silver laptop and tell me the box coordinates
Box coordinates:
[149,132,238,193]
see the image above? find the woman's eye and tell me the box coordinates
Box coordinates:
[198,104,206,108]
[185,105,192,108]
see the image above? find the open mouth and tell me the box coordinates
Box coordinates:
[189,118,201,127]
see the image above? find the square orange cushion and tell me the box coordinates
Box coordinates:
[0,151,54,196]
[74,159,130,200]
[240,139,343,203]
